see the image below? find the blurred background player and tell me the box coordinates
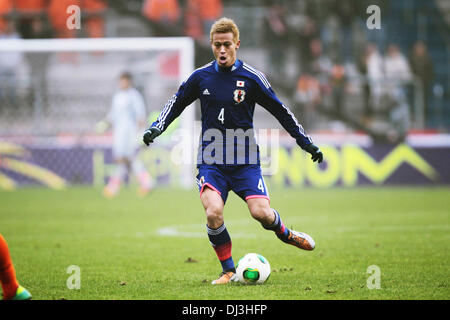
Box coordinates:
[97,72,153,198]
[0,234,31,300]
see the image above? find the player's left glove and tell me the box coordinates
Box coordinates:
[95,120,109,134]
[304,143,323,163]
[143,127,161,146]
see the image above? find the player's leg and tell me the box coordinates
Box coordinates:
[103,158,128,198]
[130,156,153,196]
[0,234,31,300]
[201,186,225,229]
[232,164,315,251]
[200,187,235,284]
[197,165,235,284]
[104,128,132,198]
[247,199,315,251]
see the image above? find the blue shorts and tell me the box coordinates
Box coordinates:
[196,164,270,204]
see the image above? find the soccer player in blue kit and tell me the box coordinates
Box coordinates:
[143,18,323,284]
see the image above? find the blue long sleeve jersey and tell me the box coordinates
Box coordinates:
[151,59,313,166]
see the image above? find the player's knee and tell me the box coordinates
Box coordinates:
[205,203,224,228]
[206,203,222,218]
[249,202,272,224]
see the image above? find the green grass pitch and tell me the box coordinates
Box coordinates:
[0,186,448,300]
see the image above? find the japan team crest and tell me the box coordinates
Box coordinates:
[233,89,246,104]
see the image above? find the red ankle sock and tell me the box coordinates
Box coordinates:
[0,235,19,299]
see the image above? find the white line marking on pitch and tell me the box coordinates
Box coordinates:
[156,220,259,239]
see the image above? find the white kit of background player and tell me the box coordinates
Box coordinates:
[97,72,153,197]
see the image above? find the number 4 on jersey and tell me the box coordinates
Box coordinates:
[218,108,224,124]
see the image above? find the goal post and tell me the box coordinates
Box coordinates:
[0,37,195,189]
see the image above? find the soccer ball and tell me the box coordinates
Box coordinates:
[235,253,271,284]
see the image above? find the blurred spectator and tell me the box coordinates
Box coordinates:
[384,44,412,125]
[294,74,321,130]
[263,0,289,80]
[13,0,47,14]
[184,0,203,41]
[332,0,359,63]
[183,0,222,67]
[296,17,318,74]
[23,15,53,114]
[357,45,371,122]
[2,0,47,36]
[0,19,22,110]
[142,0,180,36]
[17,9,53,39]
[196,0,222,37]
[305,0,333,57]
[365,43,384,118]
[358,43,384,123]
[84,0,107,38]
[310,38,332,80]
[384,44,412,85]
[409,41,434,126]
[329,63,347,116]
[0,0,13,33]
[383,87,411,142]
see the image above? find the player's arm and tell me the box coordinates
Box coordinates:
[143,74,199,145]
[254,80,323,163]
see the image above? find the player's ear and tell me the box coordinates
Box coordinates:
[235,40,240,50]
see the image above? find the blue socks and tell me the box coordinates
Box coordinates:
[262,209,290,243]
[206,223,235,272]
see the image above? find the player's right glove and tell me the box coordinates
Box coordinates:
[143,127,161,146]
[304,143,323,163]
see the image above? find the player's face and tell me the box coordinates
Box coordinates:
[211,32,240,68]
[119,77,131,90]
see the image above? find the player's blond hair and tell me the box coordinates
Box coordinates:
[210,17,240,43]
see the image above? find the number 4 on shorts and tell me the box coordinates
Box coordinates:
[258,178,264,193]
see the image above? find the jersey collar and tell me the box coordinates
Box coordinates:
[214,59,242,73]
